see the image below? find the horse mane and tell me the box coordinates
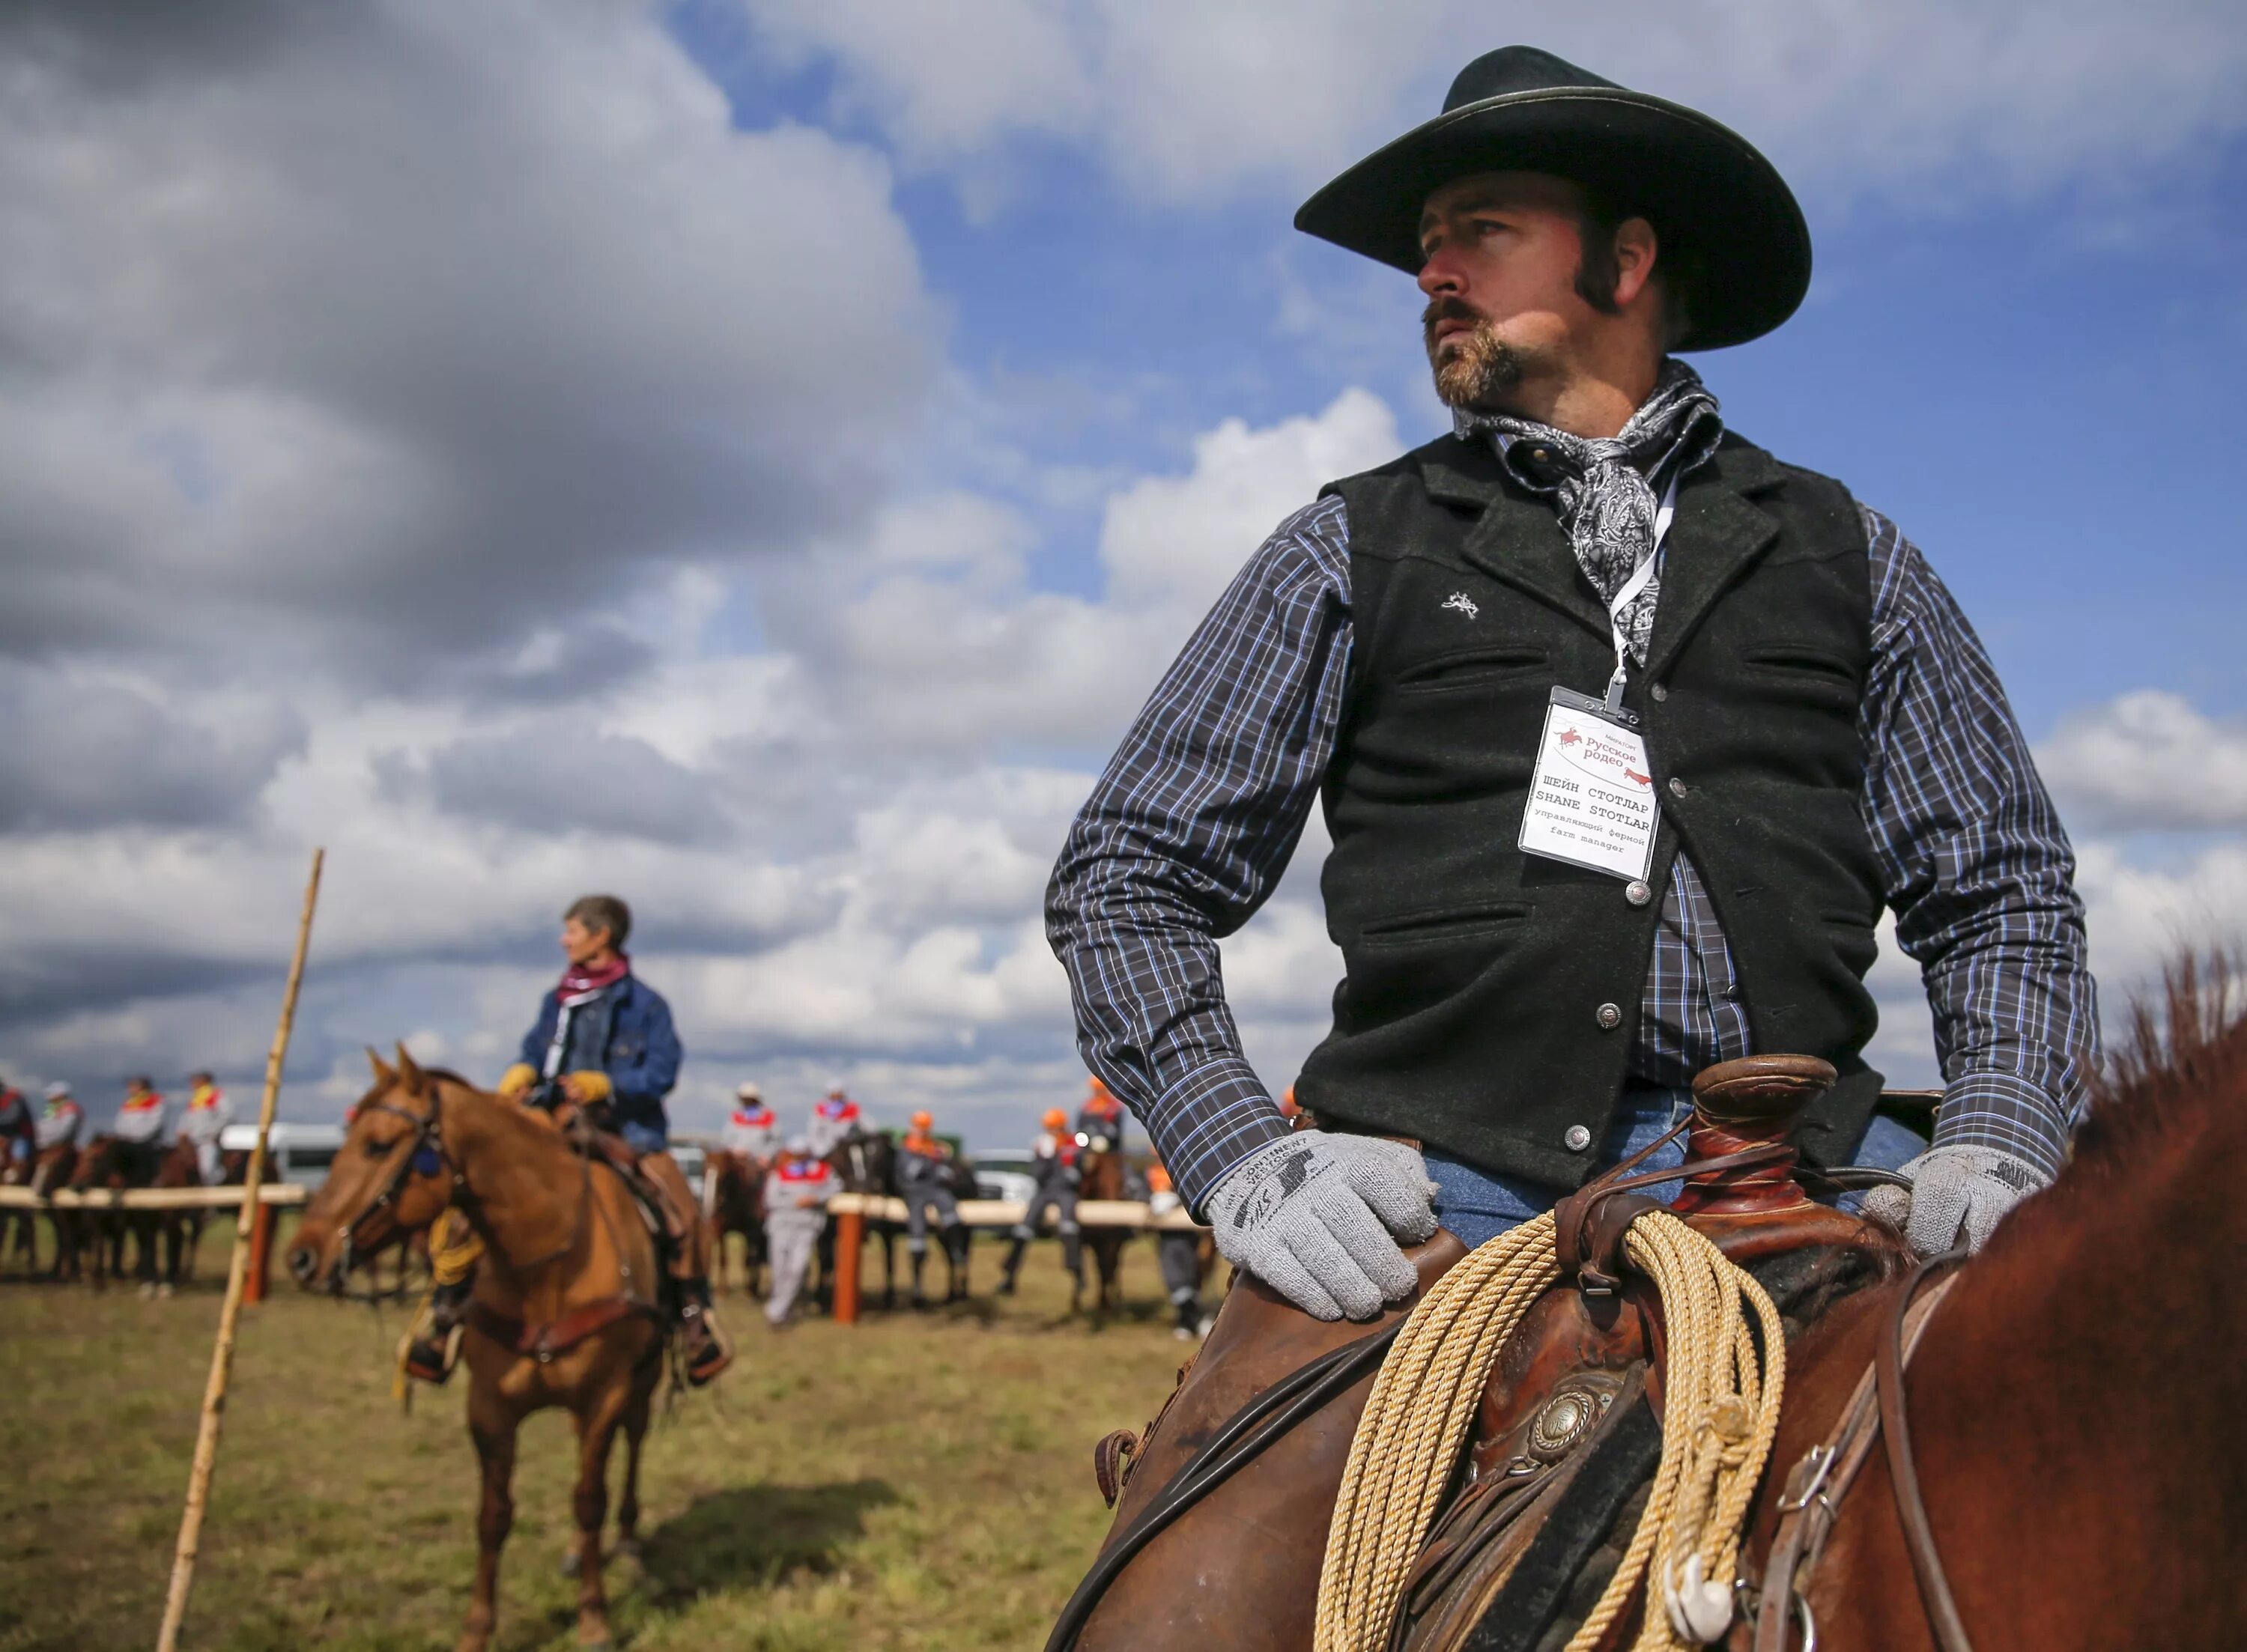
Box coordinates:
[2072,950,2247,1169]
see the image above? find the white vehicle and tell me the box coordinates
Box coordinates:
[968,1150,1038,1206]
[217,1122,346,1187]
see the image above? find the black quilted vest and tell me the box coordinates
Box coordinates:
[1295,430,1886,1188]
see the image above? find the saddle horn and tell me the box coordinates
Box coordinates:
[1671,1054,1835,1215]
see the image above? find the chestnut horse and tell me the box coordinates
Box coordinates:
[710,1141,773,1294]
[290,1048,669,1652]
[704,1149,768,1296]
[1752,959,2247,1650]
[1076,1140,1129,1315]
[1063,969,2247,1651]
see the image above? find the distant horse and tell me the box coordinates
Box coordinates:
[290,1048,671,1652]
[19,1142,79,1279]
[158,1145,258,1290]
[65,1135,167,1291]
[1076,1139,1130,1315]
[3,1146,48,1273]
[821,1128,899,1309]
[815,1129,976,1311]
[704,1150,768,1297]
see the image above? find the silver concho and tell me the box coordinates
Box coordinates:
[1527,1380,1617,1460]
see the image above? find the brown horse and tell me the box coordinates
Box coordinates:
[65,1135,169,1290]
[1076,1141,1129,1315]
[154,1144,258,1291]
[19,1141,80,1278]
[1752,960,2247,1651]
[1061,992,2247,1652]
[288,1048,669,1652]
[704,1149,768,1296]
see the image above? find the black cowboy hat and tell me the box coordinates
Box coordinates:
[1294,46,1810,351]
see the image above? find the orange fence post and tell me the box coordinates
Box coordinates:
[245,1200,275,1305]
[834,1206,863,1325]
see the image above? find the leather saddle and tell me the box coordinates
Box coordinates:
[552,1106,694,1256]
[1073,1057,1914,1652]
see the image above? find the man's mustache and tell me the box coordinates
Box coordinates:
[1422,297,1482,345]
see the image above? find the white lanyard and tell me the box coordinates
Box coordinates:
[1601,475,1680,702]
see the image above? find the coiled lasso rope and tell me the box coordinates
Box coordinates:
[1313,1208,1786,1652]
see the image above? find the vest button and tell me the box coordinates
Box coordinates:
[1625,879,1652,907]
[1595,1002,1622,1030]
[1650,683,1668,702]
[1529,446,1551,464]
[1667,777,1688,800]
[1564,1124,1592,1151]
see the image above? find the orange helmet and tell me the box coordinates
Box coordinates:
[1279,1085,1303,1117]
[1042,1106,1068,1130]
[909,1109,934,1131]
[1087,1075,1110,1096]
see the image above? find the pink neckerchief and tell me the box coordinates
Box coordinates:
[557,952,631,1004]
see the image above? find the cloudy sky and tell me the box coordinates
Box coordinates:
[3,0,2244,1147]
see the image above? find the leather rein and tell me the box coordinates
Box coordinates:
[1753,1248,1975,1652]
[337,1081,656,1361]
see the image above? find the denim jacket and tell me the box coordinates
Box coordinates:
[519,974,681,1138]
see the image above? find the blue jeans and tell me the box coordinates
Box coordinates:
[1426,1090,1926,1250]
[619,1120,667,1156]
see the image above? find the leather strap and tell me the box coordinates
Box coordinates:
[1753,1266,1964,1652]
[1876,1251,1974,1652]
[467,1293,662,1364]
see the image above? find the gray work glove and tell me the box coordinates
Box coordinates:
[1203,1134,1439,1321]
[1861,1146,2047,1257]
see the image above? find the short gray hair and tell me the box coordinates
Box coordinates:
[564,893,631,950]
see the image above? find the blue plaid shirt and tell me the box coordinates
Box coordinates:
[1047,469,2099,1212]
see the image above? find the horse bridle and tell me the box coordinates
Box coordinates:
[336,1082,464,1284]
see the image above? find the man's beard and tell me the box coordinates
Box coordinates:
[1423,298,1522,411]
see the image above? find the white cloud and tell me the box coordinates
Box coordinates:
[729,0,2247,210]
[2037,690,2247,833]
[0,0,938,683]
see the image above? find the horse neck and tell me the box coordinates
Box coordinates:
[432,1082,586,1279]
[1906,1096,2247,1613]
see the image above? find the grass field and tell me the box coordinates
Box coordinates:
[0,1222,1199,1652]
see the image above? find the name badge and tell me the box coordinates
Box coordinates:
[1519,687,1659,881]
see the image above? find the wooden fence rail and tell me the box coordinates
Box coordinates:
[0,1184,308,1211]
[825,1192,1203,1231]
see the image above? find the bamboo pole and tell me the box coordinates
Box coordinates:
[155,848,324,1652]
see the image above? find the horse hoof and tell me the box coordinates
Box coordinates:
[156,1283,175,1300]
[613,1537,640,1562]
[560,1548,581,1579]
[138,1282,155,1301]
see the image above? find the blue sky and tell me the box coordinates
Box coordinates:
[2,0,2244,1144]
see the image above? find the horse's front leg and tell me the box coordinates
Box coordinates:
[458,1392,518,1652]
[565,1386,631,1649]
[615,1383,653,1561]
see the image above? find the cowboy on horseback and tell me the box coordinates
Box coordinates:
[178,1070,234,1185]
[1075,1077,1125,1150]
[1001,1105,1085,1297]
[1047,43,2098,1324]
[406,893,731,1386]
[0,1075,30,1170]
[33,1081,84,1158]
[722,1081,778,1160]
[106,1075,172,1185]
[806,1081,862,1158]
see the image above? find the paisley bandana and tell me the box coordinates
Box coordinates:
[1457,359,1724,666]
